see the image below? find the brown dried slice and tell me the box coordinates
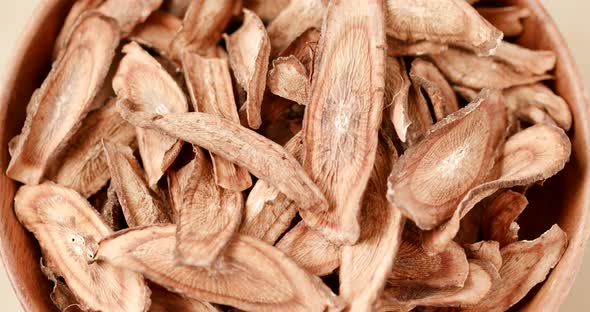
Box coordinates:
[409,58,459,121]
[118,99,329,214]
[387,90,507,230]
[98,0,163,35]
[52,0,104,58]
[477,6,530,37]
[95,225,342,311]
[48,99,136,198]
[279,27,321,71]
[430,48,553,89]
[482,190,527,247]
[103,140,170,227]
[385,0,502,56]
[150,284,220,312]
[15,184,149,311]
[385,56,412,143]
[463,225,567,312]
[6,13,119,185]
[387,37,449,57]
[129,11,182,57]
[267,56,310,106]
[300,0,386,244]
[243,0,291,22]
[224,9,270,129]
[463,241,502,272]
[113,42,188,187]
[97,183,126,231]
[166,160,195,222]
[493,41,556,75]
[406,82,435,145]
[162,0,192,17]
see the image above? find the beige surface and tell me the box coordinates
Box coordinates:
[0,1,589,311]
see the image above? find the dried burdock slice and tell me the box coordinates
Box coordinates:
[482,190,527,247]
[118,99,329,214]
[150,284,220,312]
[48,99,135,198]
[384,56,412,143]
[340,138,405,312]
[129,11,182,57]
[409,58,459,121]
[6,13,119,185]
[95,225,342,311]
[166,160,195,222]
[504,83,572,131]
[267,56,310,106]
[15,184,149,311]
[301,0,386,244]
[279,27,321,72]
[52,0,104,58]
[176,148,243,266]
[40,258,84,311]
[387,37,449,57]
[243,0,291,22]
[224,9,270,129]
[463,225,567,312]
[98,0,163,35]
[477,6,530,37]
[463,241,503,272]
[182,52,253,191]
[387,90,507,230]
[162,0,192,17]
[430,48,553,89]
[113,42,188,187]
[493,41,556,75]
[384,0,503,56]
[406,83,435,145]
[103,140,170,227]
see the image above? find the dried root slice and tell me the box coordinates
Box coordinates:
[477,6,530,37]
[40,258,84,311]
[52,0,104,58]
[279,28,321,72]
[482,190,527,247]
[301,0,386,245]
[406,82,434,145]
[224,9,270,129]
[166,160,195,222]
[118,100,329,214]
[384,0,502,56]
[463,241,503,272]
[7,13,119,185]
[242,132,303,244]
[423,124,571,254]
[15,184,149,311]
[385,56,412,143]
[98,0,163,35]
[48,99,135,198]
[463,225,567,312]
[340,138,405,312]
[162,0,191,17]
[388,90,507,230]
[243,0,291,22]
[113,42,188,187]
[150,284,220,312]
[409,59,459,121]
[504,83,572,131]
[129,11,182,57]
[387,37,448,57]
[267,56,310,106]
[493,41,556,76]
[276,222,341,276]
[430,48,553,89]
[95,225,342,311]
[176,149,243,266]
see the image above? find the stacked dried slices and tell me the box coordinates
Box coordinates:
[7,0,572,311]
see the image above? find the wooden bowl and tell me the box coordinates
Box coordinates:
[0,0,588,311]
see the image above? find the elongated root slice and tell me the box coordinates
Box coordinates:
[52,0,105,58]
[409,58,459,122]
[300,0,387,245]
[97,0,163,35]
[7,13,120,185]
[129,11,182,57]
[384,56,412,143]
[95,225,343,311]
[15,183,149,311]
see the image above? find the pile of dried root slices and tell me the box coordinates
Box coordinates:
[8,0,573,311]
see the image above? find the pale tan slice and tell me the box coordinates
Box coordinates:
[243,0,291,22]
[409,58,459,121]
[129,11,182,57]
[166,160,195,222]
[387,37,448,57]
[493,41,556,75]
[52,0,105,58]
[7,13,119,185]
[385,56,412,143]
[300,0,386,245]
[267,56,310,106]
[98,0,163,35]
[224,9,270,129]
[150,284,220,312]
[162,0,192,17]
[477,6,530,37]
[464,241,503,272]
[15,184,149,311]
[95,225,343,311]
[279,27,320,71]
[482,190,528,247]
[113,42,188,187]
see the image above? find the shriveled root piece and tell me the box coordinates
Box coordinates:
[96,182,126,231]
[493,41,556,76]
[129,11,182,57]
[162,0,192,17]
[300,0,386,245]
[40,258,84,312]
[482,190,528,247]
[103,140,170,227]
[477,6,530,37]
[384,56,412,143]
[384,0,502,56]
[98,0,163,35]
[113,42,188,187]
[166,159,195,222]
[410,58,459,121]
[267,56,310,106]
[7,13,119,185]
[95,225,343,311]
[387,90,507,230]
[224,9,270,129]
[118,100,329,214]
[387,37,448,57]
[243,0,291,23]
[149,283,220,312]
[463,241,503,272]
[15,184,149,312]
[463,225,568,312]
[52,0,104,58]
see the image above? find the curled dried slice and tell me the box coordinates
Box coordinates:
[15,184,149,311]
[129,11,182,57]
[224,9,270,129]
[477,6,530,37]
[385,56,412,143]
[95,225,342,311]
[98,0,163,35]
[464,241,503,272]
[118,100,329,214]
[48,99,136,198]
[387,90,507,230]
[113,42,188,187]
[409,58,459,121]
[166,160,194,222]
[387,37,448,57]
[493,41,556,75]
[482,190,527,247]
[406,82,434,145]
[7,13,119,185]
[463,225,567,312]
[40,258,83,311]
[385,0,502,56]
[279,27,320,71]
[301,0,386,244]
[52,0,104,58]
[162,0,191,17]
[150,284,220,312]
[267,56,310,106]
[243,0,291,22]
[96,183,125,231]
